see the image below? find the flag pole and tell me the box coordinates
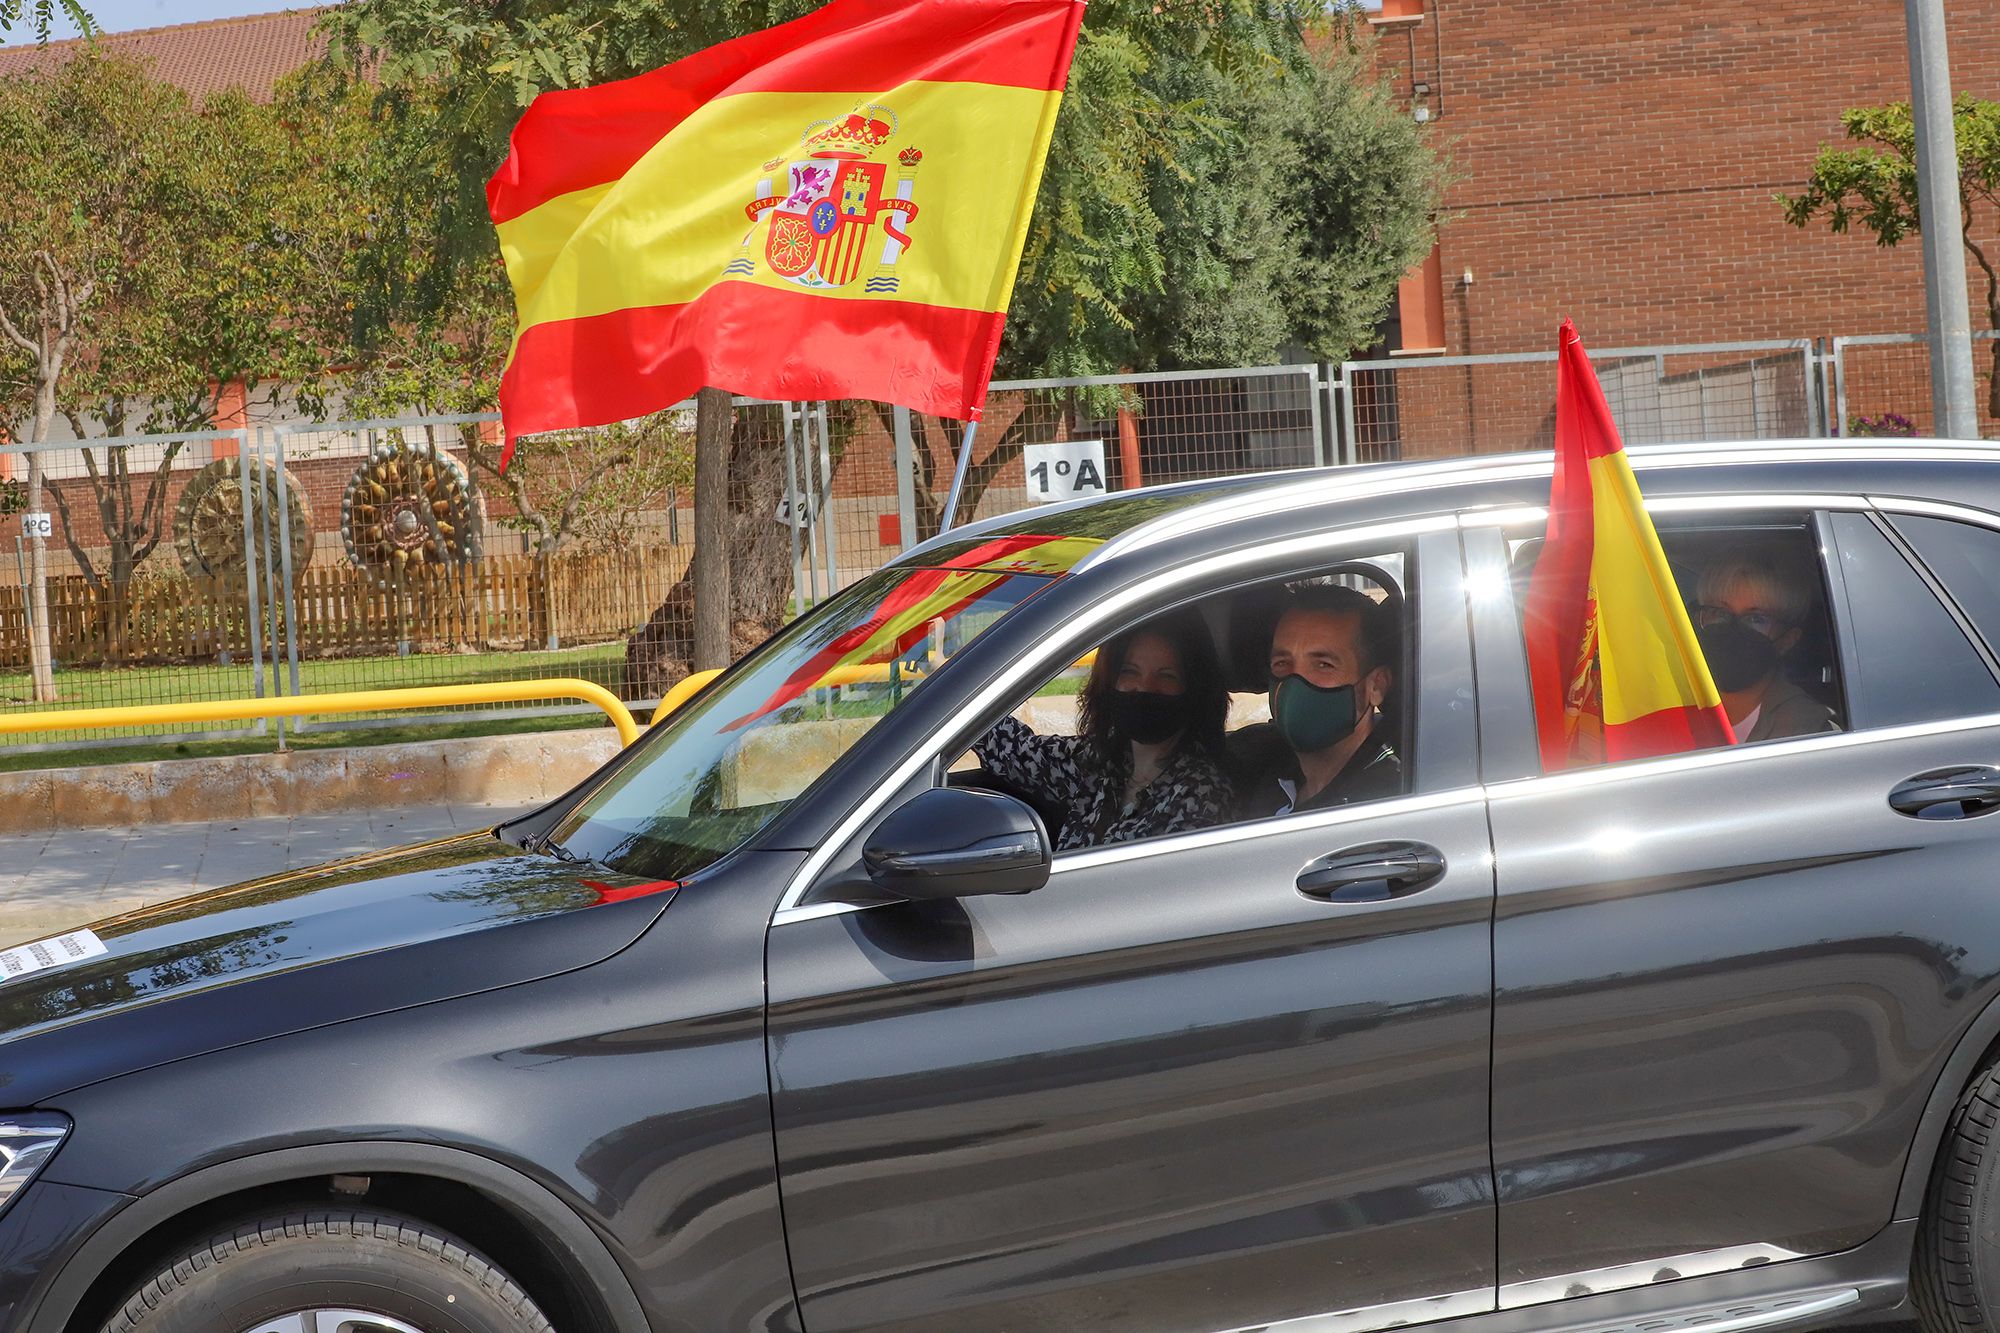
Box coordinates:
[938,419,980,533]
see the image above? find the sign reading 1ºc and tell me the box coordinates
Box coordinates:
[1023,439,1107,505]
[20,512,52,540]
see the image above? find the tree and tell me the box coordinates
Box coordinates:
[0,0,92,43]
[1781,95,2000,420]
[0,54,344,664]
[881,36,1446,534]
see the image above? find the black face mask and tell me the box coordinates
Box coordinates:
[1698,621,1780,693]
[1107,689,1191,745]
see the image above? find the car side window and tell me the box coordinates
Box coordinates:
[946,556,1414,855]
[1827,510,2000,728]
[1508,512,1848,767]
[1885,513,2000,661]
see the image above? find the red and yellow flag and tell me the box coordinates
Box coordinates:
[1523,321,1735,769]
[488,0,1085,463]
[726,532,1099,728]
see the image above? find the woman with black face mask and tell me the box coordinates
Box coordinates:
[1693,547,1839,744]
[972,608,1232,850]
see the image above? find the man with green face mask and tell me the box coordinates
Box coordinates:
[1230,585,1404,819]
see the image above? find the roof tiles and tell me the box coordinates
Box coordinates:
[0,8,330,103]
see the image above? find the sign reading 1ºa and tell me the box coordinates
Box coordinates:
[1024,439,1107,505]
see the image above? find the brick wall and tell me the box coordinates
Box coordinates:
[1369,0,2000,448]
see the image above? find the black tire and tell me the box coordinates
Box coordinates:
[99,1208,555,1333]
[1916,1061,2000,1331]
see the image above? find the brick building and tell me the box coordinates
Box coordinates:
[1366,0,2000,450]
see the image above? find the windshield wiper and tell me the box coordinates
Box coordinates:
[534,834,595,867]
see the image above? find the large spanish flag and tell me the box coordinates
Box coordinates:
[489,0,1085,462]
[1523,321,1735,769]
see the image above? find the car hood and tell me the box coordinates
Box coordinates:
[0,832,676,1104]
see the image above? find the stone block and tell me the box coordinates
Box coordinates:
[50,763,157,831]
[149,755,253,825]
[342,743,451,810]
[0,769,55,836]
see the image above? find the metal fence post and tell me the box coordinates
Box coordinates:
[782,401,816,611]
[1306,366,1328,468]
[814,403,837,593]
[1831,338,1849,437]
[252,429,288,748]
[892,404,918,550]
[270,426,304,707]
[237,431,267,725]
[1338,363,1361,467]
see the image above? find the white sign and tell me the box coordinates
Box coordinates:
[1023,438,1108,505]
[0,928,106,983]
[20,512,52,539]
[775,489,819,529]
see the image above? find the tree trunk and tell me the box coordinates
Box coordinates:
[690,386,734,671]
[624,402,797,701]
[23,450,54,702]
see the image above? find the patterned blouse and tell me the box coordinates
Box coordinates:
[974,716,1233,852]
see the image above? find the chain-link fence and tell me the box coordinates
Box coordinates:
[5,339,1992,758]
[1831,332,2000,439]
[1337,340,1826,464]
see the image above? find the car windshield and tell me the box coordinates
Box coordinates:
[547,532,1101,879]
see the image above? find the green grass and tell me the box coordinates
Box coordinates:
[0,642,630,765]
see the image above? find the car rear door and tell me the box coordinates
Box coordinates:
[1467,498,2000,1311]
[764,526,1499,1333]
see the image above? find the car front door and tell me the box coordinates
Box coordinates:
[764,527,1498,1333]
[1468,500,2000,1312]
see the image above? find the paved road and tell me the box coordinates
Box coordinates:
[0,803,532,948]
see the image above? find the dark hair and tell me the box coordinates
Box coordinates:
[1278,584,1400,678]
[1076,607,1228,760]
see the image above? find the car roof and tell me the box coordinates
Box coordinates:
[899,437,2000,578]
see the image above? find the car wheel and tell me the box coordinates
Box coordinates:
[1916,1061,2000,1331]
[98,1209,554,1333]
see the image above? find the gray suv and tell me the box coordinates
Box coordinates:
[4,439,2000,1333]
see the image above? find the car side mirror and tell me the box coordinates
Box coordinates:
[863,787,1051,901]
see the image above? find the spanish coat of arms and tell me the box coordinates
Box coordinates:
[728,104,922,295]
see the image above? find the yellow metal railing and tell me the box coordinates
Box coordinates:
[0,678,641,747]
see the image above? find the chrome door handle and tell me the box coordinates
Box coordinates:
[1889,766,2000,821]
[1297,841,1447,904]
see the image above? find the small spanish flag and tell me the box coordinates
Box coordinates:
[726,532,1099,728]
[488,0,1085,466]
[1523,321,1735,768]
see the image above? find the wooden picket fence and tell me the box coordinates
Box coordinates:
[0,545,692,669]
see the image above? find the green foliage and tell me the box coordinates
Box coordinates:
[0,52,349,436]
[1781,94,2000,416]
[0,0,92,43]
[1780,96,2000,248]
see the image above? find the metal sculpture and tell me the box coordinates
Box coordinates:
[340,436,482,583]
[172,456,314,580]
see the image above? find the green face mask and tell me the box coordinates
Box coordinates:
[1271,674,1360,754]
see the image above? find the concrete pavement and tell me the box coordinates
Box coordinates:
[0,802,533,948]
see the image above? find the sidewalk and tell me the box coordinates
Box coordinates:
[0,802,533,949]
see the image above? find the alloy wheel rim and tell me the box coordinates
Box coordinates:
[242,1312,431,1333]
